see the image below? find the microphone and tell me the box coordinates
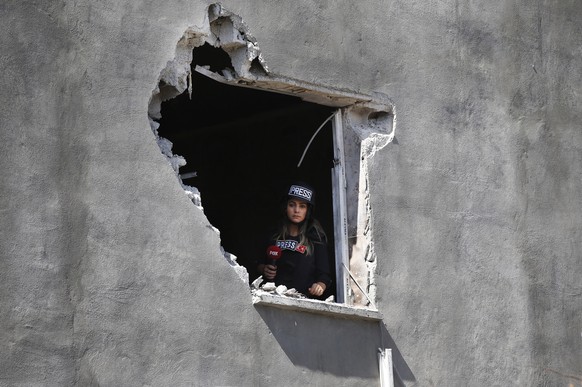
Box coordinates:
[266,245,282,266]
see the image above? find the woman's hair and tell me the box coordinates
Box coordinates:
[273,204,327,255]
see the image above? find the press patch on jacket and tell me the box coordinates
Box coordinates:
[276,239,307,254]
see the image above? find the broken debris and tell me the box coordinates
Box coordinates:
[250,278,334,302]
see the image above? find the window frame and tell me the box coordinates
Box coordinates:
[179,66,388,309]
[331,110,350,303]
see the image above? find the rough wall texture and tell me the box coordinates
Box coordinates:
[367,1,582,386]
[1,0,580,386]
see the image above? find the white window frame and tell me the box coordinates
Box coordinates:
[331,110,350,304]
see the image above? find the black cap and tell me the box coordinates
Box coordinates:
[287,183,315,206]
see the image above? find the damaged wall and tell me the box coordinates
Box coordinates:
[1,1,581,386]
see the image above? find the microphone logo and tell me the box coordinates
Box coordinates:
[266,246,282,266]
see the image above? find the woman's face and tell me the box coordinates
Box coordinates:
[286,199,308,224]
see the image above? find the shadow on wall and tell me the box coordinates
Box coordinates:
[254,305,415,385]
[379,323,415,387]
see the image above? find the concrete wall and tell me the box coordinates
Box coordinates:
[1,0,580,386]
[367,1,582,385]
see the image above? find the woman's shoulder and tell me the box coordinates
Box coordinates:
[307,225,327,244]
[263,229,279,246]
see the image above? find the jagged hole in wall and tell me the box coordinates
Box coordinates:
[156,44,338,296]
[148,3,395,306]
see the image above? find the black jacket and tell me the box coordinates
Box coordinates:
[262,231,331,296]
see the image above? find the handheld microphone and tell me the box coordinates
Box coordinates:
[266,245,282,266]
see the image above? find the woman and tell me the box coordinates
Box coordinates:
[257,182,332,298]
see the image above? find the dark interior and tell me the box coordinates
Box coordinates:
[157,44,336,293]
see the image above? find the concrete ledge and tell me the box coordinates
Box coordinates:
[252,293,383,321]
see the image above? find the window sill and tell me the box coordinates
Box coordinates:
[252,292,383,321]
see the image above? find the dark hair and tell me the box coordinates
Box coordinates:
[273,199,327,255]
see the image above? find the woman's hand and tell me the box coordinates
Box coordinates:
[263,264,277,280]
[308,282,326,297]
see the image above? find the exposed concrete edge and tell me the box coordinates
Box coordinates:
[342,103,396,307]
[252,293,383,321]
[195,65,393,110]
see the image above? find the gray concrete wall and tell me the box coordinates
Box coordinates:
[1,0,580,386]
[366,1,582,386]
